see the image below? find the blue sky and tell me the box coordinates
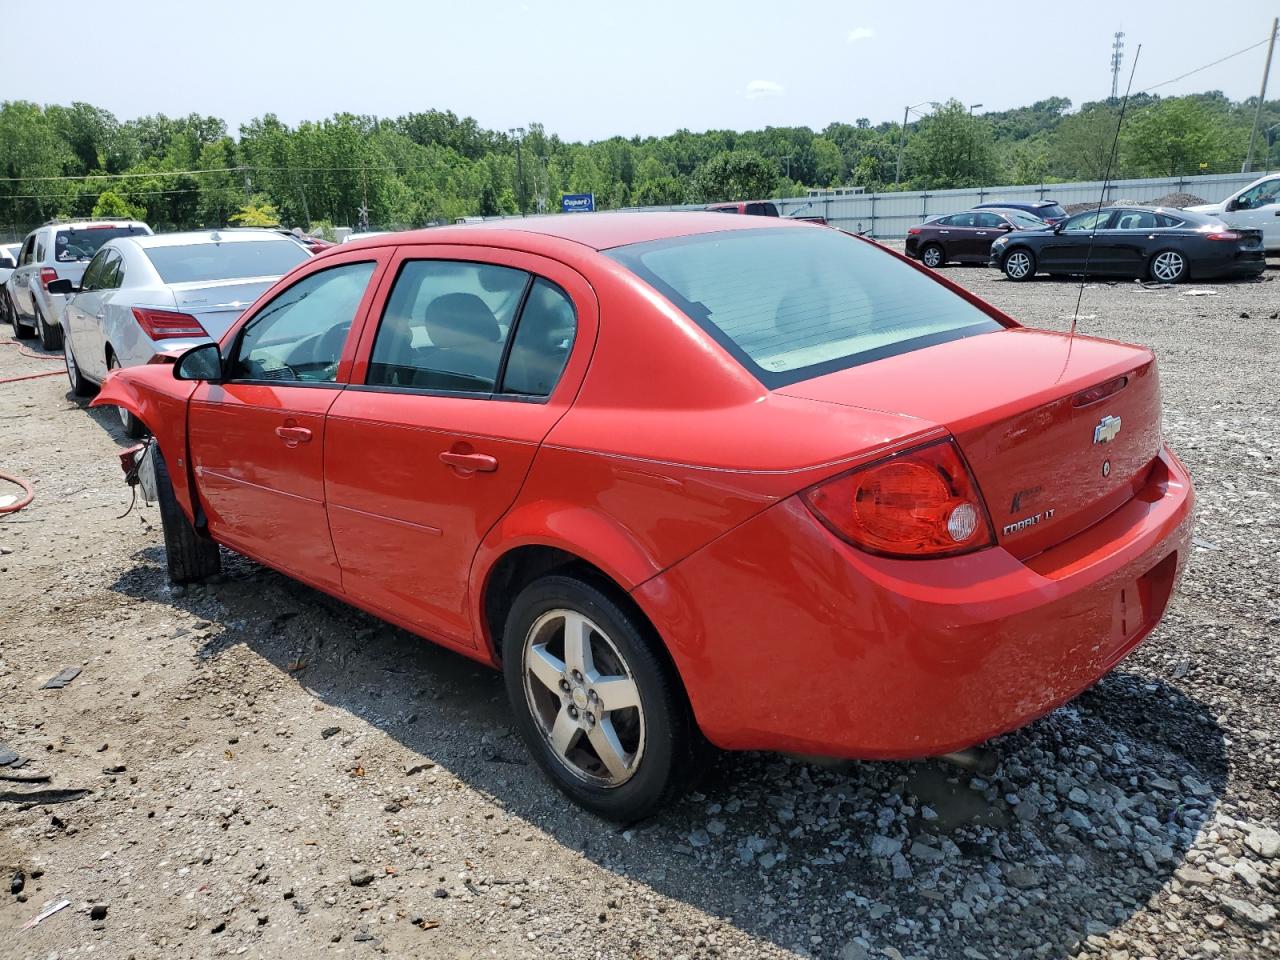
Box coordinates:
[8,0,1278,139]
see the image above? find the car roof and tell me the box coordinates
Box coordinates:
[50,220,149,230]
[340,211,803,253]
[127,229,295,249]
[976,200,1057,208]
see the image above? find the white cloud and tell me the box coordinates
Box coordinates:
[846,26,875,42]
[745,79,784,100]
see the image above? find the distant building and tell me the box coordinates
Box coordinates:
[806,187,866,198]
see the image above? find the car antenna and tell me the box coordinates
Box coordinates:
[1063,43,1142,379]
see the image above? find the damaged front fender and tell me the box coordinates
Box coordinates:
[91,364,200,523]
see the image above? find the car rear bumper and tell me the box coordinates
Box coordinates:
[904,237,920,258]
[634,445,1194,759]
[1193,253,1266,279]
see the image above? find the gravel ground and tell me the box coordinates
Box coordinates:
[0,265,1278,960]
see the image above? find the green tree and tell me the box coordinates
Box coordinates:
[229,198,281,226]
[689,150,778,202]
[91,189,145,220]
[1123,97,1249,176]
[903,100,997,188]
[1052,104,1120,180]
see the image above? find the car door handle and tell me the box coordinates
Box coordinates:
[976,231,987,236]
[939,230,949,234]
[275,425,313,444]
[439,451,498,472]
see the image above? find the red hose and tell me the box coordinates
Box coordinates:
[1,370,63,384]
[0,339,63,361]
[0,472,34,514]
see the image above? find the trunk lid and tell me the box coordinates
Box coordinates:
[779,327,1163,558]
[169,277,279,340]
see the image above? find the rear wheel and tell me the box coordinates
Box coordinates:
[107,354,146,438]
[35,304,62,350]
[1003,248,1036,281]
[920,243,945,268]
[10,296,33,338]
[503,574,697,821]
[1149,249,1188,283]
[153,444,221,584]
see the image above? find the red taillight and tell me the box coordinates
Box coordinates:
[803,439,994,558]
[40,267,58,287]
[1205,231,1240,241]
[907,227,923,235]
[131,307,208,340]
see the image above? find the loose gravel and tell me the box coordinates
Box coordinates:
[0,265,1277,960]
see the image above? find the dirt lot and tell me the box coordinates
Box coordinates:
[1,265,1278,960]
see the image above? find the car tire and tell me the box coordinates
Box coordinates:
[920,244,945,269]
[35,304,63,351]
[153,444,221,584]
[1149,249,1188,284]
[502,573,698,822]
[10,297,34,339]
[64,336,96,398]
[1003,248,1037,281]
[107,354,146,439]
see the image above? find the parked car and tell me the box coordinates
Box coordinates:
[1185,173,1280,253]
[6,219,152,349]
[0,243,19,328]
[906,208,1049,267]
[275,228,334,254]
[990,206,1265,282]
[705,200,780,216]
[93,213,1194,820]
[973,200,1068,225]
[51,229,309,436]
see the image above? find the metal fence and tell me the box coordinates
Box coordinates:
[771,172,1265,238]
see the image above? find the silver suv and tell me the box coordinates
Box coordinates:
[5,219,152,349]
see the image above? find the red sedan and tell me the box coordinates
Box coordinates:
[94,213,1194,820]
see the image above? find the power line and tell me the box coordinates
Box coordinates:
[1137,35,1272,94]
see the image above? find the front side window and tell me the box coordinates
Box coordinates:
[18,238,35,266]
[1063,210,1112,232]
[367,260,528,393]
[606,227,1002,388]
[231,261,376,383]
[1237,179,1280,208]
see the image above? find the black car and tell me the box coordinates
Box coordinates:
[989,206,1266,283]
[974,199,1068,225]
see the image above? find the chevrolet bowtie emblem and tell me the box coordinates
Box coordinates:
[1093,415,1122,445]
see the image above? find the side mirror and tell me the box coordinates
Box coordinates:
[46,278,76,295]
[174,342,223,382]
[1000,223,1015,231]
[1228,197,1244,211]
[1053,221,1066,233]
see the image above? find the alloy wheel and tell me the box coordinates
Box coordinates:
[1005,251,1032,279]
[922,246,942,268]
[1152,251,1185,283]
[521,608,645,788]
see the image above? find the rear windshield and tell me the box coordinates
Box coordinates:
[1038,204,1067,219]
[54,226,148,262]
[143,239,309,284]
[606,227,1003,388]
[1005,211,1049,228]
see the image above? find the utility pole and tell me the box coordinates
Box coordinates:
[1110,32,1125,100]
[895,101,937,188]
[1244,17,1279,173]
[510,127,526,216]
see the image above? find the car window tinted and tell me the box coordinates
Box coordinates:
[36,238,46,261]
[54,226,148,263]
[18,238,34,265]
[100,251,123,290]
[80,250,110,291]
[1005,211,1046,228]
[947,213,978,227]
[745,202,780,216]
[1156,214,1185,228]
[1064,210,1111,231]
[231,261,376,383]
[1112,210,1158,230]
[1039,204,1067,219]
[974,213,1005,228]
[144,239,309,284]
[501,279,577,397]
[607,227,1002,389]
[368,260,528,393]
[1238,179,1280,207]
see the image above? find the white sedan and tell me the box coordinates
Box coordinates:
[54,229,310,436]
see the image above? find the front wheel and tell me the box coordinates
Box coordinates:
[1003,248,1037,281]
[153,444,221,584]
[65,336,95,398]
[1149,249,1188,283]
[503,574,697,821]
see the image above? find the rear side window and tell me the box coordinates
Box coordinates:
[1112,210,1158,230]
[502,279,576,396]
[1156,214,1185,228]
[974,213,1006,228]
[144,239,308,284]
[606,227,1002,388]
[54,226,149,263]
[368,261,528,393]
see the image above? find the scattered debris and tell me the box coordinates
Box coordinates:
[320,726,341,739]
[403,761,436,775]
[21,898,71,930]
[349,868,375,887]
[0,788,91,805]
[0,745,17,766]
[1180,289,1217,297]
[89,903,108,921]
[1192,537,1221,551]
[9,871,24,895]
[40,667,81,690]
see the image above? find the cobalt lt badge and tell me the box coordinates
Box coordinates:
[1093,415,1122,445]
[1102,459,1111,478]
